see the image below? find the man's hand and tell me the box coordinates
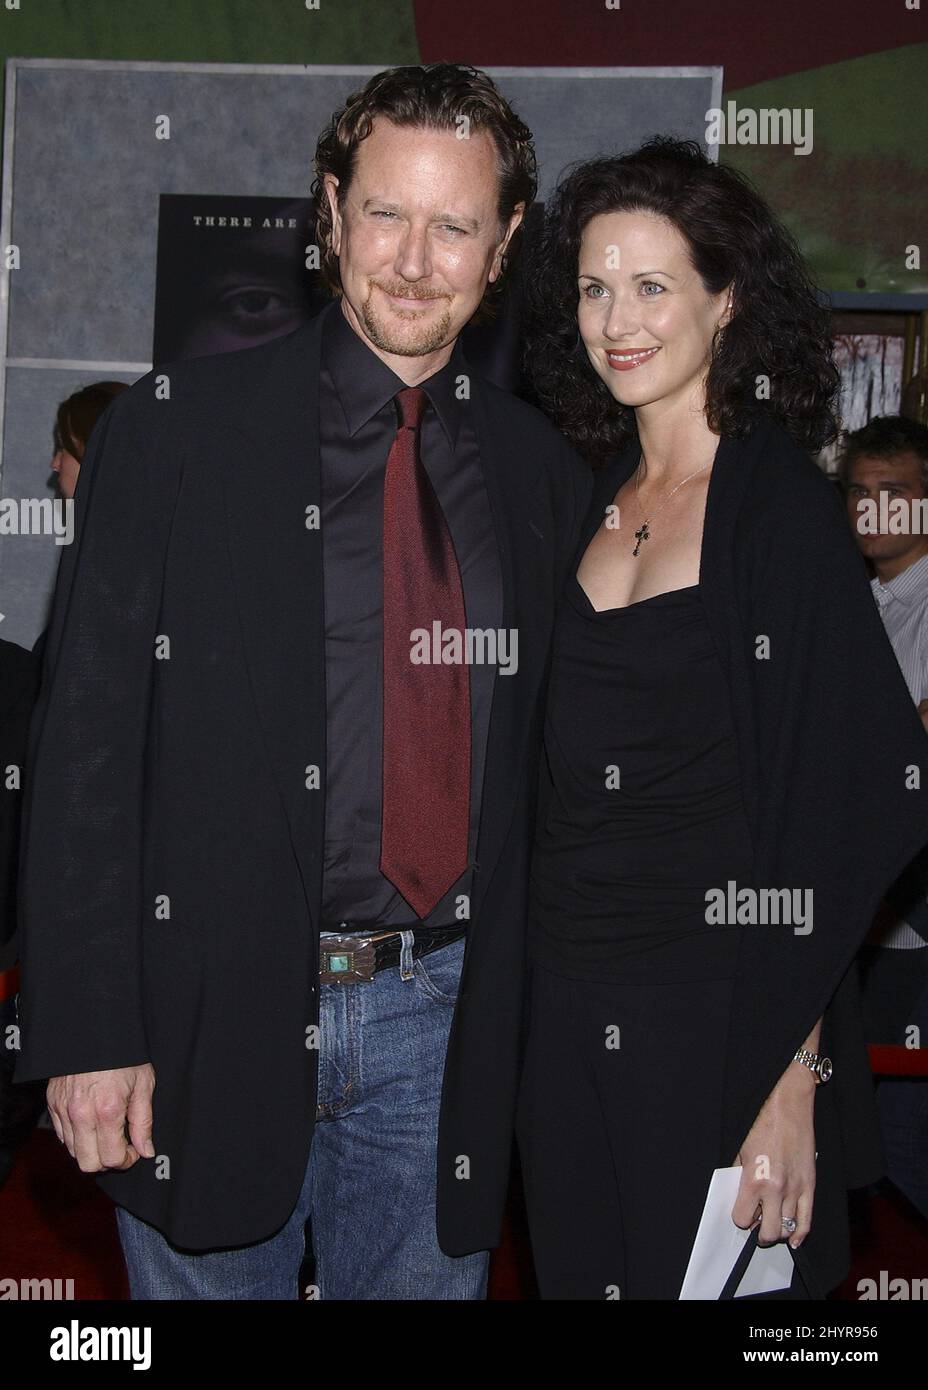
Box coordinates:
[916,698,928,732]
[47,1065,156,1172]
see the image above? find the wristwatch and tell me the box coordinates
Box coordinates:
[793,1048,833,1084]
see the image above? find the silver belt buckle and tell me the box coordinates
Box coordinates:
[319,929,397,984]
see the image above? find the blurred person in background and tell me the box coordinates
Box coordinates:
[843,414,928,1223]
[51,382,129,504]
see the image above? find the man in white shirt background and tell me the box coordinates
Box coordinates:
[843,414,928,1222]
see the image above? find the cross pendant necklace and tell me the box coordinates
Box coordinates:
[631,451,712,558]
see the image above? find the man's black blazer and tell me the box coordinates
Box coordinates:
[13,298,592,1254]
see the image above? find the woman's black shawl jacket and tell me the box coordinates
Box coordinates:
[570,415,928,1293]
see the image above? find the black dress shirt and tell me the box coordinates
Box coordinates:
[318,297,502,929]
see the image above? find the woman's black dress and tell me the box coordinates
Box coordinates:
[516,571,767,1300]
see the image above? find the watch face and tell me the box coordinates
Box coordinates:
[819,1057,833,1083]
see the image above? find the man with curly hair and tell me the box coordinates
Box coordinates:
[13,64,591,1300]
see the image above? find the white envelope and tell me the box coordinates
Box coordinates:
[678,1165,796,1299]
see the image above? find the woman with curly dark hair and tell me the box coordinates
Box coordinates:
[514,138,928,1300]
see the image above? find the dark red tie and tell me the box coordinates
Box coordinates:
[380,386,471,919]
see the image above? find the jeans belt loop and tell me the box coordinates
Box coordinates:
[399,929,416,981]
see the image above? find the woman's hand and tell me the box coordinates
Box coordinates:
[730,1061,817,1249]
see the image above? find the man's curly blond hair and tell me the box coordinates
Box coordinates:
[311,63,537,323]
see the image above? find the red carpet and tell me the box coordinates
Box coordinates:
[0,1127,128,1300]
[0,1126,531,1299]
[1,1124,924,1300]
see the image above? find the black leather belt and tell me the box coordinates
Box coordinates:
[318,923,466,984]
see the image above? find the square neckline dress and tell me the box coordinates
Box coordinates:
[516,454,766,1299]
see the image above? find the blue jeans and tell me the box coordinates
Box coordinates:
[115,932,488,1299]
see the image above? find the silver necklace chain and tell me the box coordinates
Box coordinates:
[632,452,711,557]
